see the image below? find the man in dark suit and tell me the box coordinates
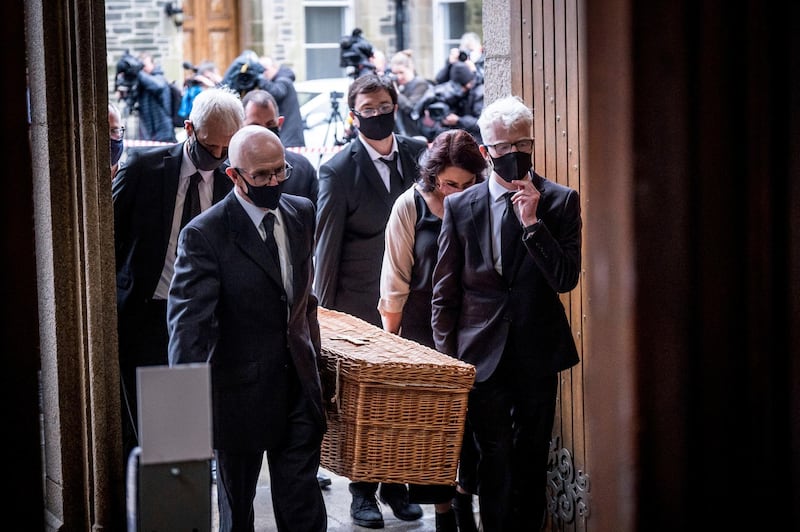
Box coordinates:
[168,125,327,531]
[432,95,582,531]
[112,87,244,462]
[314,74,427,529]
[241,86,332,490]
[242,89,319,206]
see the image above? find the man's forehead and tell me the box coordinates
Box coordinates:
[354,90,391,106]
[198,125,237,145]
[484,120,530,141]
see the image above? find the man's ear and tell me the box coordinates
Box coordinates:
[278,116,285,129]
[225,166,238,184]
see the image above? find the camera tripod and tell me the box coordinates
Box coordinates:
[322,91,348,149]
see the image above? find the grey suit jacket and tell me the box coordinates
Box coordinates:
[314,135,428,325]
[431,172,582,382]
[167,191,325,451]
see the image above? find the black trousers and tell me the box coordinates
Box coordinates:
[118,298,169,462]
[216,387,326,532]
[467,356,557,532]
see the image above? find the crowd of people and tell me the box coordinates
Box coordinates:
[109,31,582,532]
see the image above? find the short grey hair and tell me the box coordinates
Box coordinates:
[188,86,244,132]
[477,96,533,141]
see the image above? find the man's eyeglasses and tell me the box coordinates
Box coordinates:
[235,163,293,186]
[110,127,126,140]
[352,103,395,119]
[484,138,534,156]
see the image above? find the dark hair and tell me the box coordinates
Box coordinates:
[241,88,280,114]
[347,73,398,110]
[417,129,486,192]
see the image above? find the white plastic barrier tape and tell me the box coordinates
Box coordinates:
[124,139,347,154]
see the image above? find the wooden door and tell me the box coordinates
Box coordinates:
[181,0,240,73]
[511,1,589,530]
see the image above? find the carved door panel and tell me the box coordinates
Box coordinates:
[181,0,240,73]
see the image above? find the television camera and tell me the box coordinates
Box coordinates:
[339,28,375,79]
[221,50,265,96]
[115,50,143,111]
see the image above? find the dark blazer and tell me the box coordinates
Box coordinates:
[315,135,428,325]
[112,141,232,363]
[283,150,319,206]
[167,191,325,451]
[431,172,582,382]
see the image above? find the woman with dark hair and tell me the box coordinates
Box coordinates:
[378,128,485,531]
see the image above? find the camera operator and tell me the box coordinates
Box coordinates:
[416,61,483,144]
[115,51,143,115]
[134,53,177,142]
[340,28,377,78]
[221,49,265,97]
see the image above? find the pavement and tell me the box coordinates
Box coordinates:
[212,463,481,531]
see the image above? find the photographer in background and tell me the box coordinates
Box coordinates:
[340,28,376,79]
[178,61,222,122]
[415,61,483,144]
[132,53,177,142]
[389,50,432,139]
[435,32,485,86]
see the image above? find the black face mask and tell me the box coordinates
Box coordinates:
[357,112,396,141]
[109,138,124,166]
[189,133,228,171]
[241,179,284,210]
[268,126,281,139]
[490,151,532,182]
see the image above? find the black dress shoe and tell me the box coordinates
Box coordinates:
[317,471,332,489]
[349,484,384,529]
[378,483,423,521]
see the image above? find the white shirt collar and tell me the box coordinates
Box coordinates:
[233,187,282,229]
[358,135,399,163]
[488,174,512,203]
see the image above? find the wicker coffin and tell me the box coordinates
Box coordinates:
[317,307,476,485]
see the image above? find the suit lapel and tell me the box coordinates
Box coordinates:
[279,200,307,311]
[227,197,284,290]
[161,143,184,246]
[469,184,496,274]
[211,165,231,203]
[351,142,396,209]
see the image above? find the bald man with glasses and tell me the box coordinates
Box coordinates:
[168,125,327,531]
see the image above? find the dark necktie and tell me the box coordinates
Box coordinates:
[262,212,281,272]
[180,172,202,230]
[501,192,521,277]
[379,155,404,194]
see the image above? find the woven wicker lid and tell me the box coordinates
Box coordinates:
[318,307,475,388]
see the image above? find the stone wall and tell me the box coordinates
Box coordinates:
[105,0,182,111]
